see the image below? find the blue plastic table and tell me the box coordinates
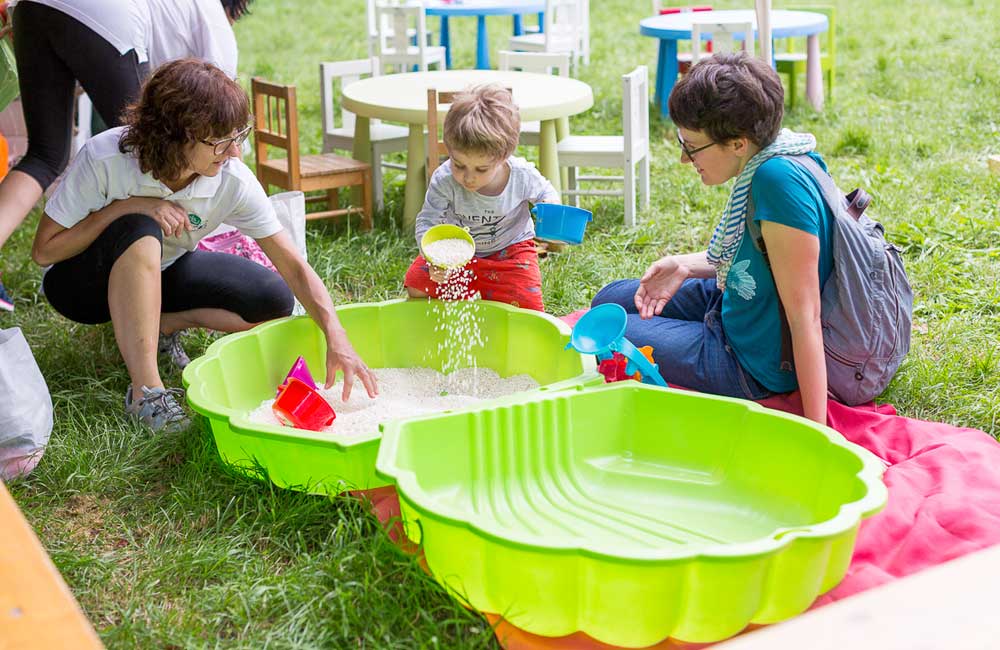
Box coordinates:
[425,0,546,70]
[639,9,829,117]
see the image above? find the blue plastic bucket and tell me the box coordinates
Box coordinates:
[532,203,593,244]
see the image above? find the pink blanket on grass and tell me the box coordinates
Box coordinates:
[762,392,1000,603]
[561,309,1000,604]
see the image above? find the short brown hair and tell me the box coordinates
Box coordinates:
[443,85,520,161]
[119,58,250,181]
[668,52,784,148]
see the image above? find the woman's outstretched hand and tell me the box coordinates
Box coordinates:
[634,257,688,319]
[325,334,379,401]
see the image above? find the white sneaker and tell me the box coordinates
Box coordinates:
[124,385,189,432]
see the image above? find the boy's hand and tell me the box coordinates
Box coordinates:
[429,265,448,284]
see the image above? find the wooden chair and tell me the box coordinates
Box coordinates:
[497,50,571,148]
[557,66,650,227]
[691,19,754,63]
[319,57,407,211]
[252,78,372,230]
[425,88,459,183]
[775,5,835,108]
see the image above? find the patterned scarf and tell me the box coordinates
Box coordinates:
[707,129,817,291]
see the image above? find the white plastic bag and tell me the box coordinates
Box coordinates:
[0,328,53,480]
[269,190,307,262]
[269,191,308,315]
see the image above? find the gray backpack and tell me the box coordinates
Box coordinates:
[747,154,913,405]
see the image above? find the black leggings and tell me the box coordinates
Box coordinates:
[43,214,295,325]
[11,1,149,189]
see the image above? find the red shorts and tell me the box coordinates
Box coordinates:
[404,239,544,311]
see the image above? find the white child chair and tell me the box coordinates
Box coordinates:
[319,57,408,212]
[365,0,433,58]
[497,50,571,148]
[507,0,588,67]
[375,2,446,73]
[691,20,754,62]
[72,90,93,154]
[557,66,650,227]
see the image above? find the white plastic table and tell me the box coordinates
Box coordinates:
[639,9,829,116]
[342,69,593,228]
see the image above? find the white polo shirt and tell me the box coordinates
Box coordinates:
[45,127,283,270]
[145,0,238,78]
[11,0,152,63]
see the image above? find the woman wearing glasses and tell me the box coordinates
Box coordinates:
[591,52,834,425]
[31,59,378,432]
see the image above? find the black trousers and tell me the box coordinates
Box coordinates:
[11,1,149,189]
[43,214,295,325]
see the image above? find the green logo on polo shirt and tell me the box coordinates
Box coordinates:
[187,213,205,230]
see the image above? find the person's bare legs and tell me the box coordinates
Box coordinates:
[110,240,273,400]
[159,309,255,335]
[0,171,45,250]
[107,236,164,402]
[406,287,429,298]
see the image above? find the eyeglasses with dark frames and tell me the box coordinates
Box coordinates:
[676,131,717,160]
[201,124,252,156]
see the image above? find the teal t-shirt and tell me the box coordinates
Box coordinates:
[720,153,834,393]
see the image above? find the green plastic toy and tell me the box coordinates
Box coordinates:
[376,382,887,646]
[182,298,602,493]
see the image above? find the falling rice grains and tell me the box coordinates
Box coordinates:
[428,262,487,394]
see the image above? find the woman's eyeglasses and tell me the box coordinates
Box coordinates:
[676,131,717,160]
[201,124,252,156]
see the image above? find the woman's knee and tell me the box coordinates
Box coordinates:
[14,153,70,191]
[242,273,294,322]
[105,214,163,261]
[591,279,639,308]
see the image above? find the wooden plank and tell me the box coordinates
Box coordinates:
[0,482,104,650]
[714,544,1000,650]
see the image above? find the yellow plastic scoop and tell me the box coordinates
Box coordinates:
[420,224,476,268]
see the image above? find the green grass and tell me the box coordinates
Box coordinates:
[4,0,1000,646]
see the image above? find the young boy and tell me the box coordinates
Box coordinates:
[404,85,558,311]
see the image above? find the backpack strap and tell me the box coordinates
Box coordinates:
[745,154,864,374]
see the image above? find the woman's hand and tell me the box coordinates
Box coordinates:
[634,257,688,319]
[256,230,379,402]
[129,197,192,238]
[325,332,379,401]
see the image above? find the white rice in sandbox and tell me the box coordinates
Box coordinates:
[248,367,538,436]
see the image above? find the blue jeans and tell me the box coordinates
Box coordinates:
[591,278,773,400]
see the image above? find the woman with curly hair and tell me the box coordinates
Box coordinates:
[31,58,378,432]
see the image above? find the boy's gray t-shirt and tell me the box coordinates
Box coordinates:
[415,156,559,255]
